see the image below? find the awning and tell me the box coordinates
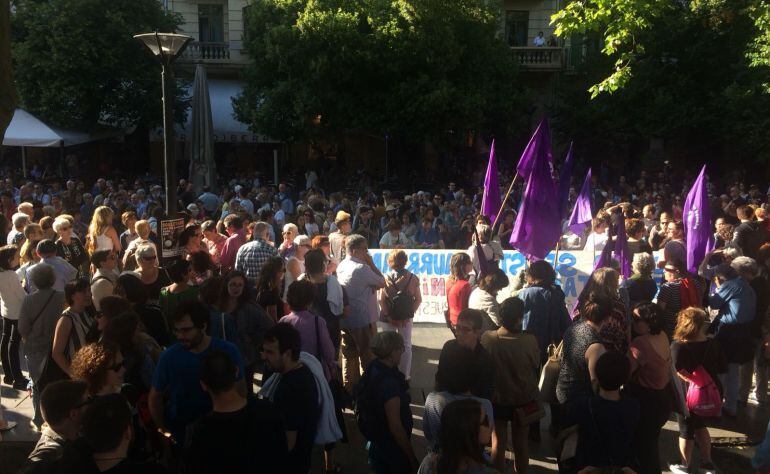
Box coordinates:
[152,79,277,144]
[3,109,117,147]
[3,109,64,147]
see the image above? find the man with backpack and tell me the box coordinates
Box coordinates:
[378,249,421,380]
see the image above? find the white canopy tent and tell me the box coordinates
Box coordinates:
[2,109,99,177]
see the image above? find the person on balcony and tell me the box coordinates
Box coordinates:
[533,31,546,47]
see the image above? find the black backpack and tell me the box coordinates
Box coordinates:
[386,273,415,321]
[353,369,387,441]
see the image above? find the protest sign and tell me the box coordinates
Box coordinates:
[160,218,186,258]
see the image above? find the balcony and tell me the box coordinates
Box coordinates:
[511,47,564,71]
[180,42,231,62]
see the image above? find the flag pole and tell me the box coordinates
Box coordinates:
[492,172,519,230]
[553,240,561,270]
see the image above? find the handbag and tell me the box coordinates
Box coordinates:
[37,352,69,395]
[515,400,546,426]
[539,341,563,404]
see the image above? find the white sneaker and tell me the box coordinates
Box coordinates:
[700,462,717,474]
[669,463,690,474]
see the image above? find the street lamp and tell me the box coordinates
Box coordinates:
[134,32,193,217]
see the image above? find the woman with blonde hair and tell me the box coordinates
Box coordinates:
[54,216,89,280]
[670,307,727,474]
[122,219,157,270]
[86,206,121,255]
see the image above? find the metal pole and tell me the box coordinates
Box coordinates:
[162,63,177,217]
[385,134,389,181]
[21,147,26,178]
[273,148,279,185]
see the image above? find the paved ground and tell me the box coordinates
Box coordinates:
[2,323,767,474]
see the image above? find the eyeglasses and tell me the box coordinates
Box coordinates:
[109,359,126,372]
[141,255,157,260]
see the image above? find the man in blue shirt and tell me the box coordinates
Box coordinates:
[415,217,443,249]
[710,263,756,415]
[149,300,245,443]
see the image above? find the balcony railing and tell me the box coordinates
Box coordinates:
[181,42,231,61]
[511,47,564,71]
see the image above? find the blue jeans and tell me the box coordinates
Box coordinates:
[24,351,46,428]
[720,363,740,413]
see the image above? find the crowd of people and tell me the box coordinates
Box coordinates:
[0,161,768,474]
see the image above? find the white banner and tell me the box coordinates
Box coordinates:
[370,249,664,324]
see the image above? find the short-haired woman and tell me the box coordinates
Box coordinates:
[379,249,421,379]
[18,265,66,428]
[159,259,199,329]
[469,268,509,330]
[122,220,157,271]
[480,297,539,473]
[418,399,496,474]
[302,248,346,355]
[625,302,673,474]
[70,342,125,396]
[0,245,27,389]
[51,279,97,376]
[625,253,658,307]
[669,307,727,474]
[134,244,170,305]
[54,216,89,280]
[359,331,418,473]
[279,279,335,376]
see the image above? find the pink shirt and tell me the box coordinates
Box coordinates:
[219,229,246,274]
[204,233,227,264]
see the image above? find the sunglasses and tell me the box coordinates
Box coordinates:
[142,255,157,260]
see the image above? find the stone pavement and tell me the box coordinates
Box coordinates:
[1,323,767,474]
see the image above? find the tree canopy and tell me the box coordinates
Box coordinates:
[11,0,185,130]
[234,0,528,145]
[552,0,770,162]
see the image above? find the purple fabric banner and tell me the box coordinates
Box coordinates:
[509,135,560,260]
[568,168,593,235]
[683,165,715,274]
[612,211,632,278]
[557,143,574,219]
[516,119,553,180]
[481,139,502,221]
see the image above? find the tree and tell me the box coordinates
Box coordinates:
[552,0,770,163]
[0,0,16,142]
[234,0,528,148]
[553,0,770,97]
[11,0,186,130]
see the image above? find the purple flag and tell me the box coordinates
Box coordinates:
[509,137,561,260]
[480,139,501,220]
[612,211,632,278]
[683,165,714,274]
[557,143,574,218]
[516,119,553,179]
[568,168,593,235]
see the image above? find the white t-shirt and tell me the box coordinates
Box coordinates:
[533,35,546,46]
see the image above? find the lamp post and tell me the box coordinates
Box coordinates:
[134,32,193,217]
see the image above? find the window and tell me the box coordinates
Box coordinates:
[505,11,529,47]
[198,4,224,43]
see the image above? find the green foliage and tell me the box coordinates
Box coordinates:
[235,0,528,145]
[553,0,770,162]
[11,0,186,130]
